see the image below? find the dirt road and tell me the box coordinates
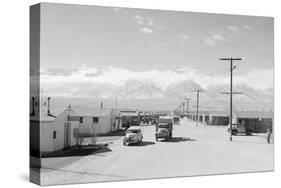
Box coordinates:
[40,119,273,185]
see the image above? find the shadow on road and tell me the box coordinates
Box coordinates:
[127,141,155,147]
[161,137,196,143]
[39,146,113,171]
[233,134,253,136]
[43,145,112,158]
[98,130,126,137]
[232,140,269,145]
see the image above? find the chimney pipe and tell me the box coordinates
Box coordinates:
[47,97,56,118]
[47,97,51,115]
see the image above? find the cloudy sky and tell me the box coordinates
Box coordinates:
[39,3,274,97]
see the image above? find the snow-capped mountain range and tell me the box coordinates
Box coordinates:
[40,66,273,110]
[74,79,273,103]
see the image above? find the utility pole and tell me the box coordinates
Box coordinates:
[182,102,185,116]
[184,98,191,118]
[178,104,182,116]
[115,96,118,130]
[219,57,242,141]
[193,90,203,126]
[115,96,118,114]
[175,106,178,115]
[220,91,243,126]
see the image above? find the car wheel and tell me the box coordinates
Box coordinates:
[123,140,126,146]
[232,130,238,135]
[156,137,158,142]
[246,131,252,135]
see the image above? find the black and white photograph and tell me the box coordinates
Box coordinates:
[30,3,274,186]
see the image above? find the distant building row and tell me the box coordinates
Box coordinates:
[187,110,273,132]
[30,97,170,156]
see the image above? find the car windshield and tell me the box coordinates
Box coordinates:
[158,123,169,128]
[232,124,244,128]
[127,130,139,134]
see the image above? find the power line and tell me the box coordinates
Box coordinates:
[184,98,191,116]
[219,57,243,141]
[193,89,203,126]
[220,92,243,95]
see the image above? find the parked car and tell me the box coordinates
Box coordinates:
[173,116,180,125]
[155,116,174,141]
[123,126,143,145]
[228,123,252,135]
[151,117,157,125]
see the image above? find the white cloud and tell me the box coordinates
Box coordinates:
[134,15,163,29]
[135,15,145,25]
[203,33,229,46]
[140,27,153,34]
[227,25,239,32]
[41,65,273,97]
[147,17,154,26]
[226,25,251,35]
[113,7,128,14]
[135,16,154,34]
[241,68,273,90]
[181,25,251,47]
[212,34,228,42]
[113,7,121,12]
[244,25,252,29]
[177,34,190,41]
[204,38,216,46]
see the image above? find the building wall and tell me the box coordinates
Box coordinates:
[77,117,96,137]
[70,121,79,146]
[52,108,76,151]
[39,108,114,153]
[205,116,209,124]
[199,115,203,122]
[40,121,54,152]
[97,116,113,134]
[38,108,78,153]
[30,120,40,157]
[78,116,113,135]
[210,116,229,125]
[237,118,273,133]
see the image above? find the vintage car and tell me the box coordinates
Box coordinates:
[173,116,180,125]
[228,123,252,135]
[155,116,174,141]
[123,126,143,145]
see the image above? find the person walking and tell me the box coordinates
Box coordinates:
[266,129,271,144]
